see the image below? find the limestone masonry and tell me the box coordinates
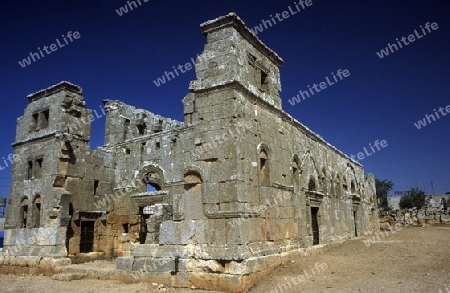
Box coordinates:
[2,13,379,292]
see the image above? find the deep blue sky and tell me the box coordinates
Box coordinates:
[0,0,449,199]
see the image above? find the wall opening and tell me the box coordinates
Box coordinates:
[41,109,49,129]
[27,161,33,179]
[353,210,358,237]
[171,138,177,149]
[20,198,29,228]
[259,149,270,186]
[137,123,147,135]
[34,196,41,228]
[146,184,159,192]
[260,70,269,92]
[311,207,319,245]
[80,221,95,253]
[35,157,43,178]
[292,160,299,192]
[94,180,99,195]
[139,206,149,244]
[123,119,130,141]
[32,113,39,131]
[142,171,162,192]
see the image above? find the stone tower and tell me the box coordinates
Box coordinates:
[4,82,93,261]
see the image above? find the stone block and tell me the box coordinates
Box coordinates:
[179,259,225,273]
[131,244,192,258]
[28,256,42,268]
[159,220,195,245]
[116,256,134,271]
[16,256,29,267]
[132,257,175,273]
[51,258,71,267]
[196,219,227,244]
[219,181,238,202]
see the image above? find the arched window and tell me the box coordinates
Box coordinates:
[34,196,41,228]
[291,158,300,193]
[20,198,29,228]
[259,148,270,186]
[142,171,162,192]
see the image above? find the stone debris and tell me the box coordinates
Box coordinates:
[52,273,86,281]
[379,207,450,227]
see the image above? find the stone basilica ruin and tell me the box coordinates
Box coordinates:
[2,13,378,292]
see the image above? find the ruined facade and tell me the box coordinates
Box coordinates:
[2,13,378,292]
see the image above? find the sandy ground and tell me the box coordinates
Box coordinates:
[0,225,449,293]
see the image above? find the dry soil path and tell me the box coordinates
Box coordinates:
[0,225,449,292]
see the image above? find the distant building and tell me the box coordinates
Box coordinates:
[388,194,448,210]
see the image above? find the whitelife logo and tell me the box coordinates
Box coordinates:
[414,105,450,130]
[376,22,439,59]
[249,0,313,36]
[18,31,81,68]
[288,69,350,106]
[350,139,388,162]
[115,0,149,16]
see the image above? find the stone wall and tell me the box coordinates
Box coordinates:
[379,207,450,229]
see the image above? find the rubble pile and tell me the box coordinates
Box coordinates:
[379,207,450,228]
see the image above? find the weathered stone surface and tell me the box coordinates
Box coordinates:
[52,273,86,281]
[116,256,134,271]
[2,12,379,292]
[159,221,196,245]
[132,257,176,273]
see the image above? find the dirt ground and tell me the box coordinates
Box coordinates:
[0,225,449,293]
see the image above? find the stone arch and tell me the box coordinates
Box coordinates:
[258,144,271,187]
[291,155,300,192]
[299,151,321,192]
[345,164,360,195]
[137,165,164,192]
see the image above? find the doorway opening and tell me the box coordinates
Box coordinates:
[80,221,94,253]
[311,207,320,245]
[139,207,150,244]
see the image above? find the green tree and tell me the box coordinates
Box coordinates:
[399,187,426,210]
[375,179,394,209]
[399,194,414,209]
